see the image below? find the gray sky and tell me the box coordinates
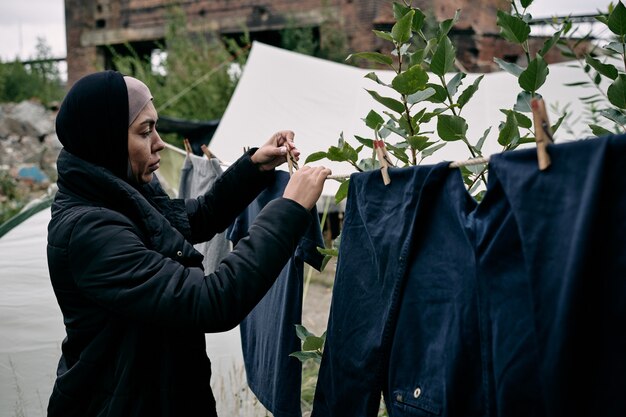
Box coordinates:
[0,0,614,61]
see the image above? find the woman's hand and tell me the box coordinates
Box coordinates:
[250,130,300,171]
[283,165,332,210]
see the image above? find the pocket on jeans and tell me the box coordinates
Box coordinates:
[390,388,441,416]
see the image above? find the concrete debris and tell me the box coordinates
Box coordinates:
[0,100,55,139]
[0,100,60,200]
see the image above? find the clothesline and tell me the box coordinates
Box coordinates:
[163,142,491,181]
[163,142,232,168]
[326,156,491,180]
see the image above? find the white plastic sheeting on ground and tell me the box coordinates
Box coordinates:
[209,41,598,196]
[0,208,246,417]
[0,209,60,417]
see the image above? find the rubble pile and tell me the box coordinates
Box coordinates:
[0,100,61,203]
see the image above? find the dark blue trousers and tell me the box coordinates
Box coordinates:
[313,135,626,417]
[228,171,325,417]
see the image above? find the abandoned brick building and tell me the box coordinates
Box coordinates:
[64,0,577,87]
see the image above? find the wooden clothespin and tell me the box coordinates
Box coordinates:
[286,146,299,177]
[183,138,192,157]
[531,98,554,171]
[374,139,392,185]
[200,144,212,159]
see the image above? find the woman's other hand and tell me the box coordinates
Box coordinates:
[283,165,332,210]
[251,130,300,171]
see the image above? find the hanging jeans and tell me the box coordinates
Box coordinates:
[312,134,626,417]
[228,170,326,417]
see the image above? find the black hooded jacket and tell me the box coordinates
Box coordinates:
[47,71,312,416]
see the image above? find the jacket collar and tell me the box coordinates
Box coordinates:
[55,149,203,267]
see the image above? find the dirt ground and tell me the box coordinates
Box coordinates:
[301,258,336,336]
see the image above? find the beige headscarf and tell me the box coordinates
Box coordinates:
[123,76,153,126]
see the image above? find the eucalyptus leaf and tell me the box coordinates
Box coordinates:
[539,29,562,56]
[305,151,328,164]
[326,147,346,162]
[605,41,626,54]
[431,36,456,76]
[347,52,393,66]
[563,81,590,87]
[466,163,487,175]
[411,108,427,126]
[498,110,520,146]
[392,64,429,95]
[392,2,412,20]
[410,49,426,66]
[412,8,426,32]
[289,351,321,363]
[424,83,448,103]
[493,57,524,77]
[500,109,532,129]
[364,72,389,86]
[421,142,446,157]
[497,10,531,44]
[556,44,578,59]
[379,127,392,139]
[551,112,567,134]
[608,74,626,108]
[373,30,394,42]
[303,335,325,351]
[594,73,602,85]
[317,247,339,257]
[319,255,333,273]
[475,127,492,152]
[366,90,405,113]
[421,107,448,123]
[358,157,380,171]
[398,116,411,135]
[407,87,436,104]
[596,15,610,25]
[392,9,415,44]
[383,122,408,139]
[513,91,537,113]
[364,110,385,130]
[423,38,438,59]
[295,324,313,341]
[342,141,359,162]
[458,75,484,109]
[438,10,461,41]
[335,180,350,204]
[608,0,626,36]
[589,124,614,136]
[386,143,410,164]
[447,72,466,96]
[399,43,411,57]
[585,55,618,80]
[407,135,433,151]
[437,114,468,141]
[600,108,626,125]
[519,55,549,94]
[518,136,536,145]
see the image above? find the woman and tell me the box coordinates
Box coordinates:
[47,70,330,416]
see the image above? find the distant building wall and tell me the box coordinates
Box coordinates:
[65,0,577,87]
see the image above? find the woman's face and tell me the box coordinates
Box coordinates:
[127,101,165,184]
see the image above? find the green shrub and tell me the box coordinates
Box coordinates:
[0,38,64,105]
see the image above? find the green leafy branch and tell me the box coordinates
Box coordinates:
[307,1,490,204]
[290,324,326,364]
[492,0,570,155]
[547,1,626,136]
